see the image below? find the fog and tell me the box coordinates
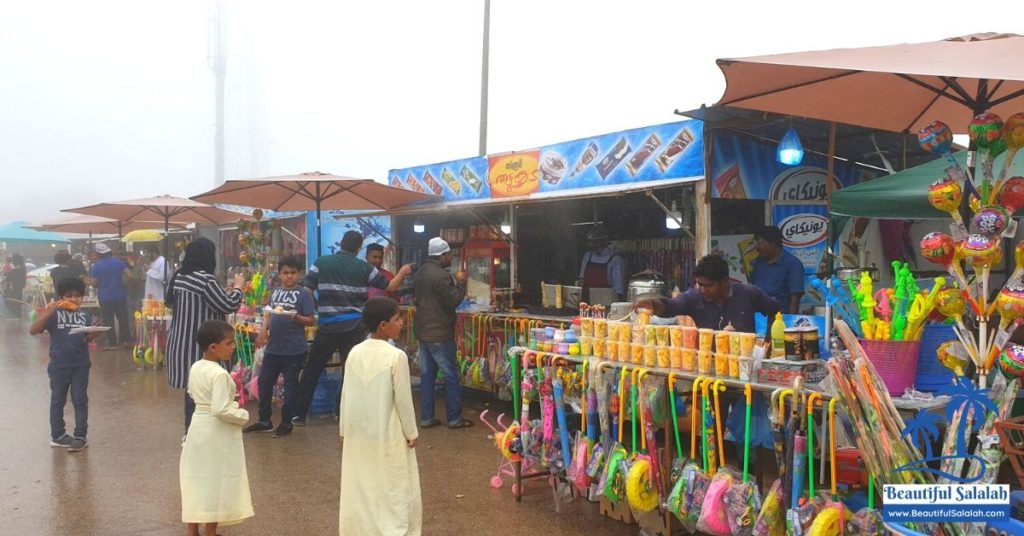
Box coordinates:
[0,0,996,223]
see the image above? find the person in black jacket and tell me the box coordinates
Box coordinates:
[412,237,471,429]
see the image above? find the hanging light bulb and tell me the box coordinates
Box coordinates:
[413,219,425,234]
[777,126,804,166]
[500,217,511,235]
[665,201,682,230]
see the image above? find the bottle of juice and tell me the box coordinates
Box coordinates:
[771,311,786,358]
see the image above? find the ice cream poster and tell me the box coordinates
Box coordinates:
[710,130,865,200]
[305,210,392,267]
[388,120,704,202]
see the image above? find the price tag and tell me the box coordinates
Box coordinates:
[994,329,1012,351]
[950,221,968,241]
[1004,219,1019,238]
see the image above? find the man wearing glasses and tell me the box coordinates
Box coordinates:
[634,254,779,332]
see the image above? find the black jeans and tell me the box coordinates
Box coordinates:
[49,364,89,440]
[257,352,304,424]
[294,327,365,420]
[99,298,131,346]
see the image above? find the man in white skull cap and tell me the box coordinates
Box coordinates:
[412,237,472,429]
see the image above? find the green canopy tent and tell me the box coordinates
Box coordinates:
[829,152,965,219]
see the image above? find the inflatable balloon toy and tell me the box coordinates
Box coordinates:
[927,177,968,238]
[972,205,1011,237]
[936,340,971,377]
[968,112,1007,203]
[919,120,979,200]
[999,344,1024,379]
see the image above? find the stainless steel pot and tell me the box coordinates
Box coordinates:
[627,270,670,301]
[835,266,879,282]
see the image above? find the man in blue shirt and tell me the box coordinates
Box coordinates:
[749,225,805,314]
[89,243,132,350]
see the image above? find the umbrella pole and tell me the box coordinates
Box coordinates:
[163,216,169,286]
[316,188,322,258]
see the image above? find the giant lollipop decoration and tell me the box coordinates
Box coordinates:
[968,112,1006,203]
[986,284,1024,374]
[936,340,970,377]
[999,177,1024,214]
[936,287,980,367]
[973,205,1010,236]
[960,233,1002,304]
[999,345,1024,379]
[927,178,969,238]
[919,120,977,196]
[991,113,1024,200]
[920,232,973,303]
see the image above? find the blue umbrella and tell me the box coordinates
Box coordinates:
[0,221,69,244]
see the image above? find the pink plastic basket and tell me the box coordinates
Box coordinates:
[858,339,920,396]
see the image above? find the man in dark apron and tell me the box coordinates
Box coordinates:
[575,225,625,305]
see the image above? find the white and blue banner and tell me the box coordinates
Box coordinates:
[882,484,1009,523]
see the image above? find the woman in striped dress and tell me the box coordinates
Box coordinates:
[165,238,243,432]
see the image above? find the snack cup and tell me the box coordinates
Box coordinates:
[714,352,729,376]
[669,326,684,347]
[631,343,645,365]
[644,325,658,345]
[682,326,698,349]
[569,343,581,356]
[656,325,670,347]
[636,308,651,326]
[739,332,757,357]
[681,348,697,372]
[697,350,712,374]
[698,329,714,351]
[669,347,683,369]
[715,331,731,354]
[594,338,608,360]
[618,340,631,362]
[580,317,594,338]
[728,354,739,378]
[632,324,646,344]
[729,332,742,355]
[594,318,608,339]
[579,336,593,356]
[643,345,656,367]
[656,346,670,368]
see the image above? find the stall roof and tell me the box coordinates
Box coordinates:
[828,152,963,219]
[677,105,948,172]
[332,176,701,219]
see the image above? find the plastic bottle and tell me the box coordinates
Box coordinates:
[771,311,786,358]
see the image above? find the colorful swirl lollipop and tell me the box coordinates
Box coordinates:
[927,177,965,227]
[999,176,1024,214]
[999,344,1024,379]
[959,233,1002,268]
[991,113,1024,200]
[918,121,953,155]
[973,205,1010,236]
[936,340,969,376]
[969,112,1007,203]
[919,232,955,265]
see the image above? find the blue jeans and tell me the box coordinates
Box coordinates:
[418,340,462,425]
[49,364,89,440]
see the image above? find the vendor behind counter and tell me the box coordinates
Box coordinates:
[635,253,780,454]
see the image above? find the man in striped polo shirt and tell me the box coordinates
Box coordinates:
[292,231,413,425]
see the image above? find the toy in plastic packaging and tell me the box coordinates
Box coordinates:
[570,431,590,490]
[724,477,762,536]
[599,443,628,503]
[785,495,824,536]
[696,467,738,536]
[753,479,786,536]
[680,462,711,533]
[846,508,882,535]
[666,459,689,522]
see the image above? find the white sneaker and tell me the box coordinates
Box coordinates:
[50,434,74,448]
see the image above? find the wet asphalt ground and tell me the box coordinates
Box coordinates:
[0,318,641,535]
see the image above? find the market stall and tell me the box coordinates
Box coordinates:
[379,120,706,395]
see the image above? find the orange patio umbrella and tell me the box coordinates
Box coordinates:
[25,214,184,239]
[190,171,437,256]
[715,32,1024,134]
[62,195,246,279]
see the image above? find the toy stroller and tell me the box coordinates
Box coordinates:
[480,410,523,496]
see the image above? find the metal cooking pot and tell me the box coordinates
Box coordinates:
[627,270,670,301]
[835,266,879,282]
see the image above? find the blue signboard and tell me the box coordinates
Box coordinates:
[389,120,705,202]
[710,130,868,200]
[306,211,391,268]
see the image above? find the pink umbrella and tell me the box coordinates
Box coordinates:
[190,171,437,256]
[62,195,246,279]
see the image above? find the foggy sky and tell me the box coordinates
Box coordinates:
[0,0,999,224]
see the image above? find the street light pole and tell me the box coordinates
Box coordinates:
[478,0,490,157]
[208,0,227,186]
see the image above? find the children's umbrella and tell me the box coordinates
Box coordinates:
[724,383,762,536]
